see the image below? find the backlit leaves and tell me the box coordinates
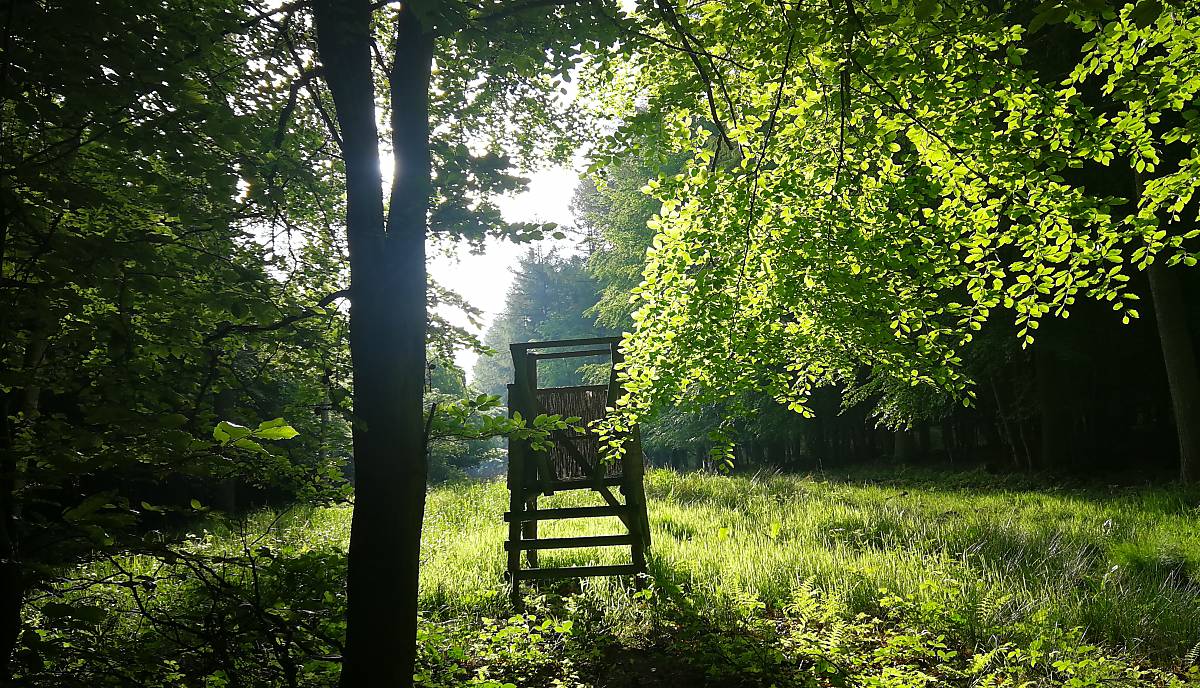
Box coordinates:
[586,0,1200,435]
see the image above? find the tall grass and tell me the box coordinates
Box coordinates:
[403,469,1200,661]
[111,468,1198,662]
[34,467,1200,685]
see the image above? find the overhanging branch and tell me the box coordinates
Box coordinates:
[204,289,349,344]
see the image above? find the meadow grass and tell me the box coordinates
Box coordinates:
[146,466,1200,660]
[403,468,1200,662]
[33,467,1200,685]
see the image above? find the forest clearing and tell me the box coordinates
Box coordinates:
[8,0,1200,685]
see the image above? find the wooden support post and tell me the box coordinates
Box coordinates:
[513,344,553,495]
[523,494,538,569]
[521,352,541,570]
[628,426,649,578]
[505,381,525,609]
[606,342,623,410]
[611,343,650,575]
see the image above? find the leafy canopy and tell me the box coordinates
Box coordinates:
[589,0,1200,437]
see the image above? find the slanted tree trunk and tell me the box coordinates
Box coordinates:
[1133,172,1200,483]
[313,2,433,686]
[1148,261,1200,483]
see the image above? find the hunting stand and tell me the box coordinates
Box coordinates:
[505,337,651,607]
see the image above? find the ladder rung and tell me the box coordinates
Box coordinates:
[545,477,624,491]
[513,564,641,580]
[505,534,634,551]
[504,505,629,522]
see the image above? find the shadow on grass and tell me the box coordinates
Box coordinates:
[518,571,817,688]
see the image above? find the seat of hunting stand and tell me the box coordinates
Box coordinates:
[535,384,623,483]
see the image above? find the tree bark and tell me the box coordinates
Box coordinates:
[1148,261,1200,483]
[893,428,913,463]
[1,330,45,682]
[0,398,20,685]
[313,2,432,686]
[1133,171,1200,483]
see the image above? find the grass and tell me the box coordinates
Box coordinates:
[415,468,1200,660]
[25,467,1200,686]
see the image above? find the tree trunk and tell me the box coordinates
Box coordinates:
[893,428,913,463]
[1148,261,1200,483]
[916,424,931,460]
[1133,170,1200,483]
[1035,345,1070,470]
[1,330,45,682]
[314,2,432,687]
[0,398,20,684]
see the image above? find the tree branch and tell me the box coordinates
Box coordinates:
[651,0,737,151]
[204,289,349,344]
[273,67,324,149]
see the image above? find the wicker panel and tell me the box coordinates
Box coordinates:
[534,385,622,481]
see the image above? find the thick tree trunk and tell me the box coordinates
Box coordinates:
[314,2,432,687]
[1148,262,1200,483]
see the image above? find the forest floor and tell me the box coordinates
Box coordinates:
[25,468,1200,686]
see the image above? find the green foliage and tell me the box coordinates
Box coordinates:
[425,385,584,483]
[397,1,624,248]
[213,418,300,454]
[576,147,685,329]
[17,509,351,686]
[414,613,584,688]
[4,0,625,665]
[586,0,1200,441]
[0,1,358,629]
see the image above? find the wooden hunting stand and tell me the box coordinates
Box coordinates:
[505,337,651,607]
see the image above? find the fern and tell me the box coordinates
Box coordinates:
[1184,640,1200,667]
[785,580,819,624]
[974,589,1012,628]
[821,618,846,655]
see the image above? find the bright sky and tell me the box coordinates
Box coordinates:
[429,166,582,378]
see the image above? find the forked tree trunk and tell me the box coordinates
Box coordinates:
[313,2,432,686]
[1148,261,1200,483]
